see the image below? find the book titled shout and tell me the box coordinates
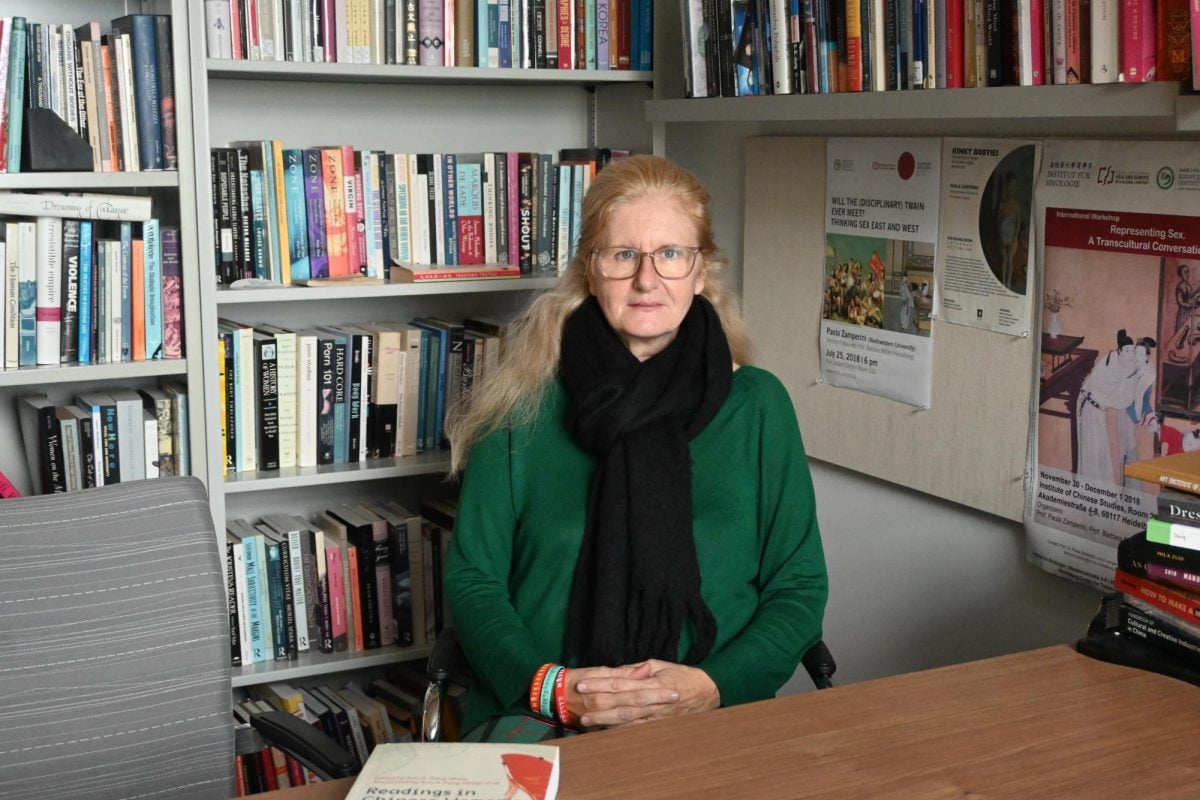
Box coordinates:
[345,742,560,800]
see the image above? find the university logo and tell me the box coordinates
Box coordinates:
[1157,167,1175,190]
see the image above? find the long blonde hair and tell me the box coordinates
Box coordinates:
[447,154,751,473]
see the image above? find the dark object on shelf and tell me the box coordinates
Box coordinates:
[1076,602,1200,688]
[21,107,95,172]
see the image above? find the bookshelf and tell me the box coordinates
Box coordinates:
[0,0,207,498]
[182,5,654,688]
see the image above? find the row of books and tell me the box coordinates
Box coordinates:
[218,317,504,475]
[15,382,190,496]
[0,211,184,369]
[232,665,466,795]
[0,14,178,173]
[203,0,654,71]
[210,142,618,287]
[225,499,458,667]
[1098,455,1200,675]
[681,0,1198,98]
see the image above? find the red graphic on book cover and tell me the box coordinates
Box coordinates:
[500,753,554,800]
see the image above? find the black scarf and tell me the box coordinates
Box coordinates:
[559,295,731,667]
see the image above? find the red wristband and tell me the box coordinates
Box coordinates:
[529,663,553,715]
[553,666,571,726]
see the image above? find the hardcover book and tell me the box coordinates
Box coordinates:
[344,743,560,800]
[1125,451,1200,494]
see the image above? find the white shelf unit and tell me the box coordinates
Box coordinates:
[185,7,653,687]
[1,0,207,499]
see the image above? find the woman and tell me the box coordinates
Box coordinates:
[443,155,828,738]
[1077,329,1143,484]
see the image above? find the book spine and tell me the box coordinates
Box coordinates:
[302,149,329,279]
[274,333,297,470]
[5,18,26,172]
[153,15,177,170]
[160,226,182,358]
[264,537,289,660]
[35,217,63,365]
[317,337,336,465]
[1119,0,1155,80]
[1146,517,1200,551]
[1146,561,1200,591]
[256,337,281,471]
[325,539,348,651]
[419,0,446,64]
[321,148,350,277]
[122,16,163,170]
[387,517,414,645]
[227,539,243,666]
[1114,568,1200,624]
[143,219,162,359]
[59,219,80,364]
[1120,600,1200,661]
[442,153,459,266]
[347,333,364,461]
[1156,491,1200,525]
[242,535,268,662]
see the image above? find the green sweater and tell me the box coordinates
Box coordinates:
[444,365,828,731]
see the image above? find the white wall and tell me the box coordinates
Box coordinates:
[662,125,1102,692]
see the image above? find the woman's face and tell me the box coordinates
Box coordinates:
[588,192,706,361]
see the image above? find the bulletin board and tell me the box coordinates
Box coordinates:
[741,137,1035,521]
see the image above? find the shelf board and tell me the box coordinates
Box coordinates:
[207,59,653,86]
[223,453,451,493]
[0,171,179,190]
[646,82,1196,132]
[231,643,432,688]
[0,358,188,388]
[215,274,560,304]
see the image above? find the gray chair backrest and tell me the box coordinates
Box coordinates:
[0,477,234,800]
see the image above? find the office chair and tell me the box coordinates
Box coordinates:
[0,477,356,800]
[421,628,837,742]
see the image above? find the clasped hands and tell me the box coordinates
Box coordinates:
[566,660,720,730]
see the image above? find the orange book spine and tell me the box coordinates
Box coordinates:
[101,43,119,171]
[1156,0,1192,80]
[341,145,363,275]
[131,239,145,361]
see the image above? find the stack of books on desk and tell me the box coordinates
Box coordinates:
[1083,452,1200,682]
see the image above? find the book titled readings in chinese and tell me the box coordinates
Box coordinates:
[344,742,560,800]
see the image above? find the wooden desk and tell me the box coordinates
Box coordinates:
[254,646,1200,800]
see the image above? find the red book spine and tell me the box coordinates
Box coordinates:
[1155,0,1192,81]
[1120,0,1157,80]
[616,0,632,68]
[1030,0,1046,82]
[458,218,484,265]
[946,0,965,86]
[348,543,364,651]
[1192,0,1200,87]
[323,0,338,62]
[1066,0,1083,80]
[1114,568,1200,625]
[506,152,520,266]
[845,0,864,91]
[558,0,573,68]
[230,0,244,59]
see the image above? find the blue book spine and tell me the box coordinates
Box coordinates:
[283,149,311,282]
[248,169,268,279]
[556,164,572,268]
[126,15,163,170]
[5,18,27,172]
[77,222,93,364]
[262,146,282,282]
[442,154,458,266]
[143,219,163,359]
[17,221,35,366]
[241,534,267,663]
[637,0,653,69]
[318,329,349,463]
[411,322,448,450]
[911,0,927,87]
[302,149,329,279]
[476,0,490,65]
[119,223,132,361]
[498,0,512,67]
[264,537,288,660]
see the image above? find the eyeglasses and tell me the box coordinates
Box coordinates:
[592,245,702,280]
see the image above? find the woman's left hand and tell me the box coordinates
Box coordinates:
[575,659,720,727]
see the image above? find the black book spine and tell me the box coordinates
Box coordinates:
[355,532,382,648]
[256,338,280,471]
[347,333,364,462]
[1156,489,1200,526]
[153,15,178,171]
[1120,601,1200,661]
[214,148,235,285]
[234,148,253,280]
[77,414,97,489]
[317,338,335,465]
[517,155,533,274]
[60,219,81,364]
[227,540,243,666]
[1119,530,1200,576]
[387,519,414,646]
[277,535,298,660]
[220,330,237,473]
[38,405,66,494]
[378,152,393,268]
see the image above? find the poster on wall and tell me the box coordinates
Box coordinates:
[821,137,941,408]
[1028,139,1200,591]
[936,138,1041,335]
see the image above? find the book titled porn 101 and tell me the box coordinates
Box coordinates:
[344,742,560,800]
